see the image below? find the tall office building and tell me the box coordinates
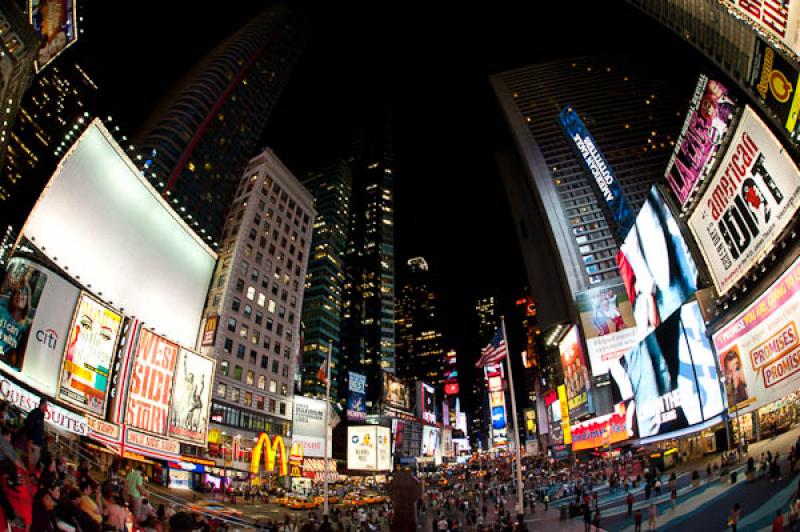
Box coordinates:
[200,148,314,464]
[299,158,353,401]
[470,296,499,449]
[395,257,446,387]
[135,5,307,247]
[491,57,695,328]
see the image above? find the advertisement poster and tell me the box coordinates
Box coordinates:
[559,326,590,419]
[201,316,218,347]
[689,107,800,296]
[618,186,699,340]
[665,75,737,205]
[167,348,214,445]
[0,258,47,370]
[376,426,392,471]
[557,385,572,445]
[570,403,630,451]
[576,282,637,377]
[750,39,800,138]
[347,371,366,421]
[417,381,436,423]
[58,293,122,416]
[421,425,440,457]
[125,329,178,435]
[0,375,87,435]
[0,259,79,396]
[28,0,79,72]
[560,105,635,237]
[347,426,377,470]
[713,254,800,414]
[383,372,411,410]
[292,396,328,458]
[609,302,725,440]
[724,0,800,58]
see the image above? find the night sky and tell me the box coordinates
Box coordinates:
[70,1,699,412]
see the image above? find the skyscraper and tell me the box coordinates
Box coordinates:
[300,158,353,401]
[470,296,499,449]
[135,5,307,247]
[395,257,446,387]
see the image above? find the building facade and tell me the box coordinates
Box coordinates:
[470,296,499,449]
[200,148,314,470]
[135,5,307,247]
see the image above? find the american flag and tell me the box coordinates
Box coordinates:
[475,325,508,368]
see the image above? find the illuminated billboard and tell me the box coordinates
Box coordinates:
[570,403,630,451]
[713,254,800,414]
[347,426,392,471]
[750,40,800,137]
[417,381,436,424]
[28,0,79,72]
[665,75,736,206]
[723,1,800,58]
[347,371,366,421]
[421,425,440,457]
[125,329,178,435]
[576,282,637,377]
[557,385,572,445]
[167,348,214,445]
[0,258,79,397]
[57,292,122,416]
[292,396,329,458]
[558,326,590,419]
[618,186,698,341]
[689,107,800,296]
[20,120,216,348]
[560,105,635,238]
[382,372,411,411]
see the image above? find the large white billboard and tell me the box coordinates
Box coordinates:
[347,425,392,471]
[293,396,328,458]
[20,121,217,348]
[689,107,800,296]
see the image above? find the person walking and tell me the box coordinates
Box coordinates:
[773,509,784,532]
[583,503,591,532]
[593,506,601,532]
[634,508,643,532]
[544,494,549,511]
[125,465,145,519]
[728,503,741,532]
[671,488,677,511]
[648,503,657,531]
[22,398,47,470]
[627,492,634,515]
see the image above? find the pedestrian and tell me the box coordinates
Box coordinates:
[593,507,601,532]
[655,478,662,497]
[728,503,741,532]
[634,508,643,532]
[645,482,651,500]
[627,492,634,516]
[583,503,591,532]
[773,509,784,532]
[22,398,47,470]
[648,503,657,531]
[671,488,677,511]
[544,494,549,511]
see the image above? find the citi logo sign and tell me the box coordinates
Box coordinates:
[35,329,58,350]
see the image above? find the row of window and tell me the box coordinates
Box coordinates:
[215,382,288,416]
[210,401,290,435]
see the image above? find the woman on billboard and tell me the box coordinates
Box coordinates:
[0,260,45,370]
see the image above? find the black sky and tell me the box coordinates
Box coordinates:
[72,1,699,411]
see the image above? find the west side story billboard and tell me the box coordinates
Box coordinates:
[560,105,635,238]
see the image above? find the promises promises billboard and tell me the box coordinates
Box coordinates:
[125,329,178,435]
[689,107,800,296]
[58,293,122,416]
[560,105,635,237]
[713,254,800,414]
[665,75,736,206]
[167,348,214,445]
[21,121,216,348]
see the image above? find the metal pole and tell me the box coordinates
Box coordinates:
[501,317,525,517]
[323,339,332,516]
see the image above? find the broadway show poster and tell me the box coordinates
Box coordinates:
[665,75,736,206]
[576,282,637,377]
[347,371,366,421]
[689,106,800,296]
[750,39,800,137]
[0,258,47,370]
[28,0,79,72]
[58,293,122,416]
[558,326,590,419]
[167,348,214,445]
[125,329,178,435]
[713,254,800,414]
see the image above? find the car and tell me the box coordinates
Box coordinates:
[187,501,243,518]
[287,496,319,510]
[312,494,340,505]
[272,496,289,506]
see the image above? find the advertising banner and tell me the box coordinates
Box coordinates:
[689,107,800,296]
[618,186,699,340]
[201,316,218,347]
[665,75,737,205]
[557,385,572,445]
[570,403,630,451]
[417,381,436,424]
[86,415,120,444]
[125,427,180,461]
[560,105,635,237]
[58,293,122,416]
[292,396,328,458]
[750,39,800,138]
[383,372,411,411]
[347,371,366,421]
[0,374,87,435]
[28,0,79,72]
[713,254,800,413]
[125,329,178,435]
[724,0,800,58]
[559,326,590,419]
[421,425,440,457]
[167,348,214,445]
[609,302,726,440]
[441,428,454,459]
[0,258,79,397]
[576,282,637,377]
[348,426,379,470]
[376,426,392,471]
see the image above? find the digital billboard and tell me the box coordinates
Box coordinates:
[713,254,800,414]
[421,425,440,457]
[347,371,366,421]
[750,40,800,137]
[618,186,699,341]
[0,258,79,396]
[570,403,630,451]
[560,105,635,238]
[292,396,328,458]
[559,326,590,419]
[557,385,572,445]
[609,302,725,440]
[347,426,392,471]
[57,292,122,416]
[665,75,737,206]
[576,282,638,377]
[20,121,217,349]
[28,0,79,72]
[167,348,215,445]
[689,106,800,296]
[723,1,800,58]
[125,329,178,435]
[382,372,411,411]
[417,381,436,424]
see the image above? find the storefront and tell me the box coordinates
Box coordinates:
[757,393,799,438]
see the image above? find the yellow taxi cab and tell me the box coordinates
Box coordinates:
[272,495,289,506]
[187,501,243,518]
[342,493,367,507]
[313,494,341,505]
[287,496,320,510]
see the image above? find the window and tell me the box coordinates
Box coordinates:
[273,342,281,354]
[281,383,288,396]
[244,392,253,407]
[246,370,254,385]
[255,311,263,325]
[256,395,265,410]
[227,318,237,332]
[220,361,229,376]
[234,365,243,380]
[235,278,245,293]
[266,318,274,331]
[223,338,233,353]
[231,298,241,312]
[245,245,253,257]
[261,356,269,369]
[261,278,269,289]
[262,337,271,350]
[258,375,266,390]
[250,349,257,364]
[280,289,288,302]
[244,304,252,319]
[247,286,255,301]
[216,383,227,397]
[241,261,249,275]
[279,402,286,416]
[269,399,276,413]
[278,306,286,319]
[239,324,248,338]
[237,344,245,359]
[272,360,279,374]
[276,323,283,336]
[269,380,277,393]
[232,388,240,402]
[271,285,278,296]
[290,295,297,307]
[251,269,259,282]
[268,300,276,313]
[283,347,290,359]
[281,365,289,378]
[259,236,267,249]
[256,252,264,265]
[258,293,266,307]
